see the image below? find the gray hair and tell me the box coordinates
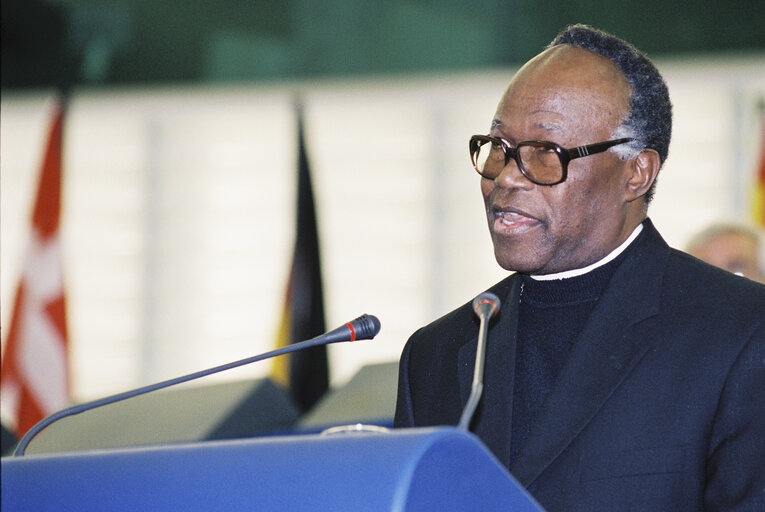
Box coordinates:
[548,24,673,203]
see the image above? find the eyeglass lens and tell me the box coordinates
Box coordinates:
[472,139,564,185]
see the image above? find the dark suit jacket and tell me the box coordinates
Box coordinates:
[395,220,765,511]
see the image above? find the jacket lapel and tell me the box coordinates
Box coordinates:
[510,222,669,486]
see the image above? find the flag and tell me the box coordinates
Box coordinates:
[1,102,69,437]
[753,105,765,226]
[271,106,329,412]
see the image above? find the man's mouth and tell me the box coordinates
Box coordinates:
[490,209,540,235]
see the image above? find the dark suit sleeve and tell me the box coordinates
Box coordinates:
[705,321,765,511]
[393,334,416,428]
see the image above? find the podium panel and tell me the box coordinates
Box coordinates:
[298,361,398,431]
[2,427,545,511]
[23,377,299,455]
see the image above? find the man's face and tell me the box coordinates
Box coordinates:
[482,46,638,274]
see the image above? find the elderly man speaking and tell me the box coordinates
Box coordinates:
[394,24,765,511]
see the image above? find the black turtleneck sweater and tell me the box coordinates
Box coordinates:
[509,247,632,465]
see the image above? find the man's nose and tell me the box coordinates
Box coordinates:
[493,157,534,190]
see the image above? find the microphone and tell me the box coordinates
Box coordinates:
[13,314,381,456]
[457,292,500,431]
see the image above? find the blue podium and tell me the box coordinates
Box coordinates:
[1,427,544,511]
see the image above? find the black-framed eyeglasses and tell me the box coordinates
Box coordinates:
[469,135,633,186]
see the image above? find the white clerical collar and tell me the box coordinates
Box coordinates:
[531,223,644,281]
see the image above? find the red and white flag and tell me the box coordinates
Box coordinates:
[1,103,70,437]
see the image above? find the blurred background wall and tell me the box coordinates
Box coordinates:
[3,0,765,88]
[2,1,765,404]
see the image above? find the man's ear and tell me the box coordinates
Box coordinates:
[625,149,661,202]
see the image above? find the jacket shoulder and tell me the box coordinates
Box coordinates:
[665,248,765,323]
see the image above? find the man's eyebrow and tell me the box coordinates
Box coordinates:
[490,119,565,132]
[534,120,565,132]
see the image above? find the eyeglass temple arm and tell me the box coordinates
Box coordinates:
[568,138,633,159]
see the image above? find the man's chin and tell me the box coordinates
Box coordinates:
[491,235,548,274]
[493,250,544,274]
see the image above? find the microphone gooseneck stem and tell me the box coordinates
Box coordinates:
[14,336,322,456]
[457,312,490,430]
[13,314,380,457]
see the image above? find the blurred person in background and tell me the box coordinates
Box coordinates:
[687,222,765,283]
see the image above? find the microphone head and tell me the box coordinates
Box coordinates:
[348,314,381,340]
[472,292,500,319]
[322,314,381,344]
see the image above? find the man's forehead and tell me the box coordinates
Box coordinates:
[518,45,627,87]
[494,46,631,129]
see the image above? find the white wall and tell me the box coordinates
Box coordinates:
[2,55,764,402]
